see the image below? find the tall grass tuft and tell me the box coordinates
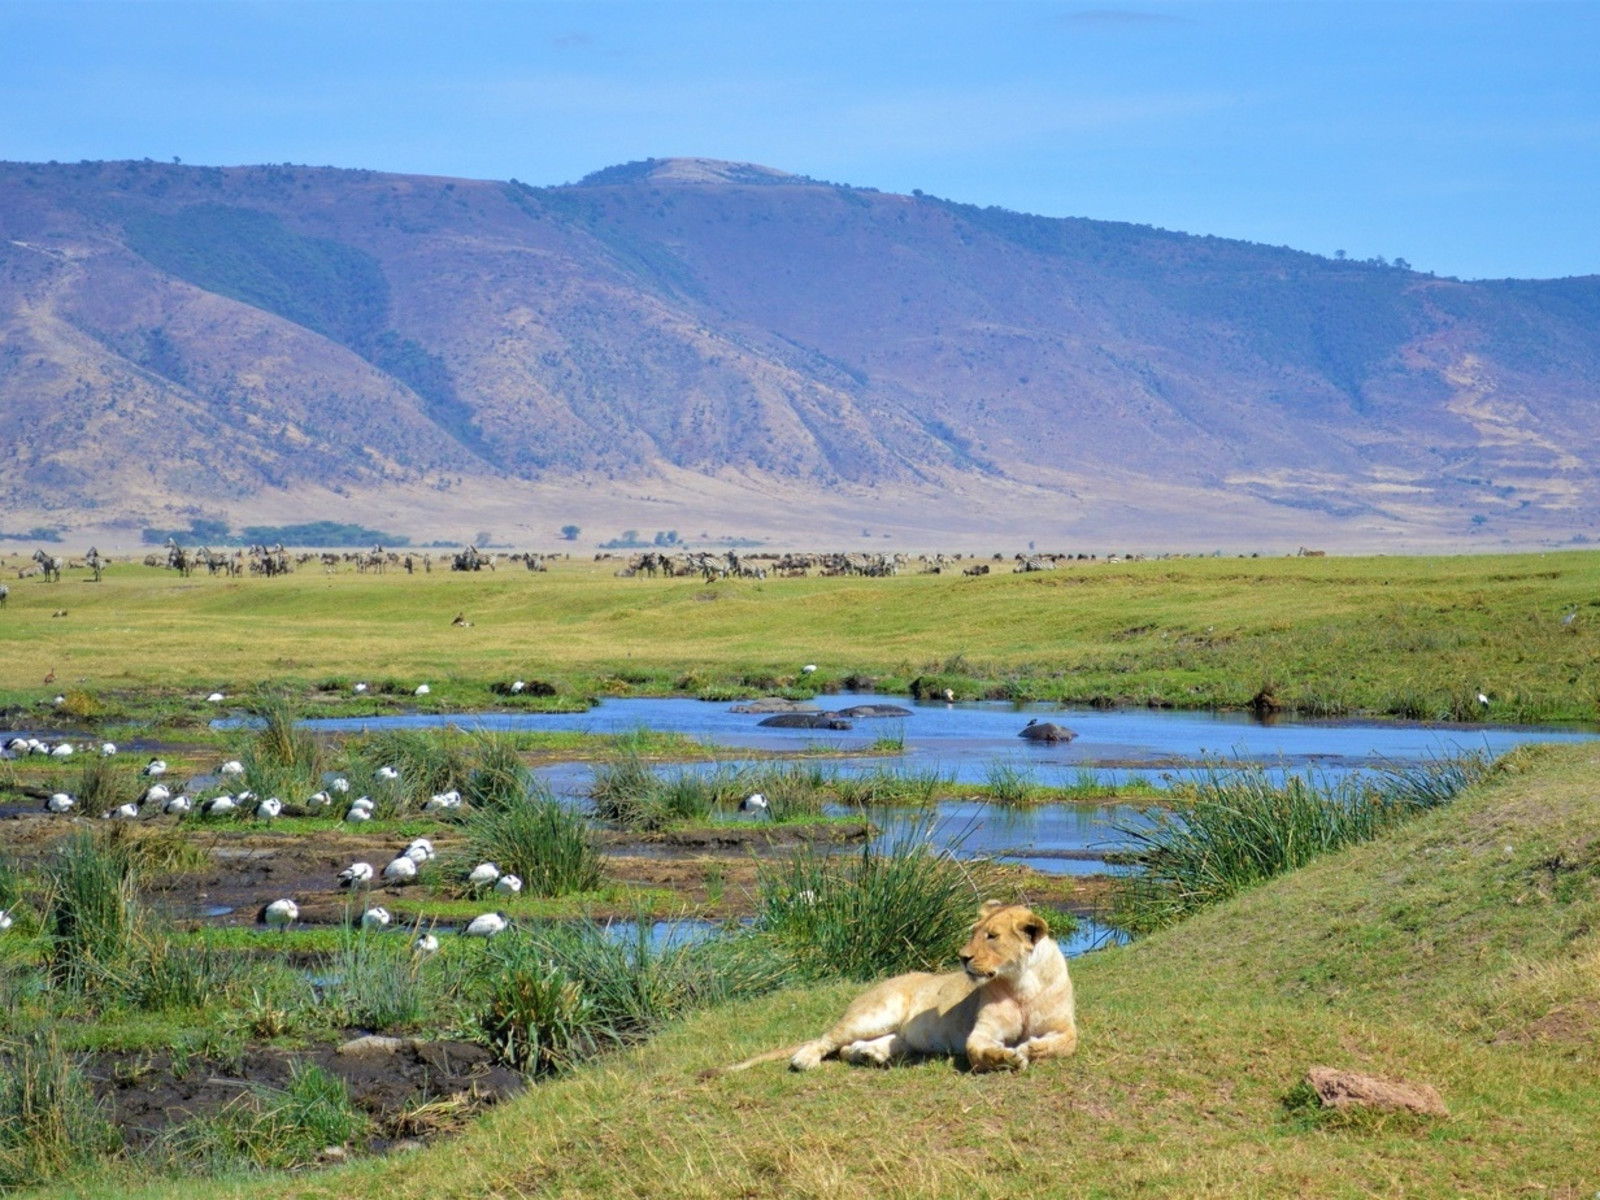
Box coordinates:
[74,755,141,815]
[350,729,472,814]
[464,786,603,896]
[755,823,985,981]
[41,831,140,989]
[1113,753,1493,933]
[124,934,247,1013]
[324,921,440,1031]
[831,765,948,807]
[985,758,1040,803]
[463,732,529,812]
[154,1061,367,1174]
[588,752,659,825]
[477,920,787,1074]
[237,691,326,802]
[0,1029,119,1190]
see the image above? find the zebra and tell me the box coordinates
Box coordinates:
[31,548,63,582]
[0,583,8,606]
[85,546,105,583]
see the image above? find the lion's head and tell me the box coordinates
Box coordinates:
[958,901,1050,983]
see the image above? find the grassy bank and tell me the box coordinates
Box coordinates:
[26,740,1598,1198]
[2,551,1598,723]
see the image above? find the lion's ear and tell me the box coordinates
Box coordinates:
[978,899,1007,918]
[1021,914,1049,943]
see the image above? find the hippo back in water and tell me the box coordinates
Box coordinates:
[1018,721,1077,743]
[758,713,855,730]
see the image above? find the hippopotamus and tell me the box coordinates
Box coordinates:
[758,713,855,730]
[833,705,913,718]
[1018,720,1077,744]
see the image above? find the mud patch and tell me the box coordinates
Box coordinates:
[94,1038,525,1157]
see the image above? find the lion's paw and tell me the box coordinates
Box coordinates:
[789,1043,826,1071]
[840,1041,893,1067]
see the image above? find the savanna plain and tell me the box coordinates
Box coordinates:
[2,549,1599,1198]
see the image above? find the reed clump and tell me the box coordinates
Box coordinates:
[755,824,985,981]
[463,786,603,897]
[1113,753,1493,933]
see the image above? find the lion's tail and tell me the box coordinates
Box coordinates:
[697,1043,807,1080]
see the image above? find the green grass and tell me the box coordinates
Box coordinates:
[1112,753,1494,932]
[754,821,991,982]
[3,553,1600,724]
[461,787,604,897]
[0,1029,118,1190]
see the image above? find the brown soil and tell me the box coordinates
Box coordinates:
[93,1038,525,1157]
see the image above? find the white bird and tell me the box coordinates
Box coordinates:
[413,932,440,956]
[329,777,351,794]
[143,784,171,804]
[494,874,523,896]
[350,795,376,812]
[50,742,73,758]
[99,742,117,756]
[255,797,283,820]
[220,760,245,778]
[263,898,299,931]
[306,791,332,809]
[236,790,256,803]
[345,806,372,824]
[376,765,400,781]
[4,737,27,754]
[942,688,956,703]
[510,680,526,693]
[422,794,453,813]
[404,837,435,863]
[143,759,168,777]
[801,664,817,675]
[338,862,375,888]
[382,856,418,884]
[28,738,48,754]
[1562,610,1578,626]
[463,911,508,939]
[0,909,12,933]
[467,862,501,890]
[52,695,65,706]
[164,795,192,815]
[207,692,226,703]
[414,684,431,696]
[739,792,769,813]
[353,682,369,693]
[360,906,391,930]
[47,793,74,813]
[203,794,237,817]
[1477,692,1491,707]
[109,802,140,820]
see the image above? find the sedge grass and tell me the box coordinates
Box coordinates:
[0,1029,118,1190]
[462,786,602,897]
[1113,752,1494,932]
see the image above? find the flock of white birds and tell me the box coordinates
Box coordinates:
[2,740,515,950]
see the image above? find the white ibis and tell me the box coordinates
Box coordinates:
[382,856,418,884]
[467,862,501,890]
[47,793,74,813]
[413,933,440,956]
[360,906,391,930]
[220,760,245,778]
[338,862,375,888]
[494,874,523,896]
[262,898,298,931]
[463,911,508,939]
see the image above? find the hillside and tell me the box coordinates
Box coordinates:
[2,156,1598,550]
[42,742,1600,1199]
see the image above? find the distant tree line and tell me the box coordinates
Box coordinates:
[141,519,407,547]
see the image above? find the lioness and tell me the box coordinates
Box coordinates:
[721,901,1077,1074]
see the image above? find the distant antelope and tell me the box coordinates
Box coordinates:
[1297,546,1327,558]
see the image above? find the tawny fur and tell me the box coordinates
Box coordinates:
[711,901,1077,1075]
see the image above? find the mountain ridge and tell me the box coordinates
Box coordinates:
[1,156,1596,550]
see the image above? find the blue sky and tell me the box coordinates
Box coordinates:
[1,1,1596,280]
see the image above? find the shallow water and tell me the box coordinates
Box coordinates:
[283,692,1597,778]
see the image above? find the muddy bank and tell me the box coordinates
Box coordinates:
[94,1037,525,1157]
